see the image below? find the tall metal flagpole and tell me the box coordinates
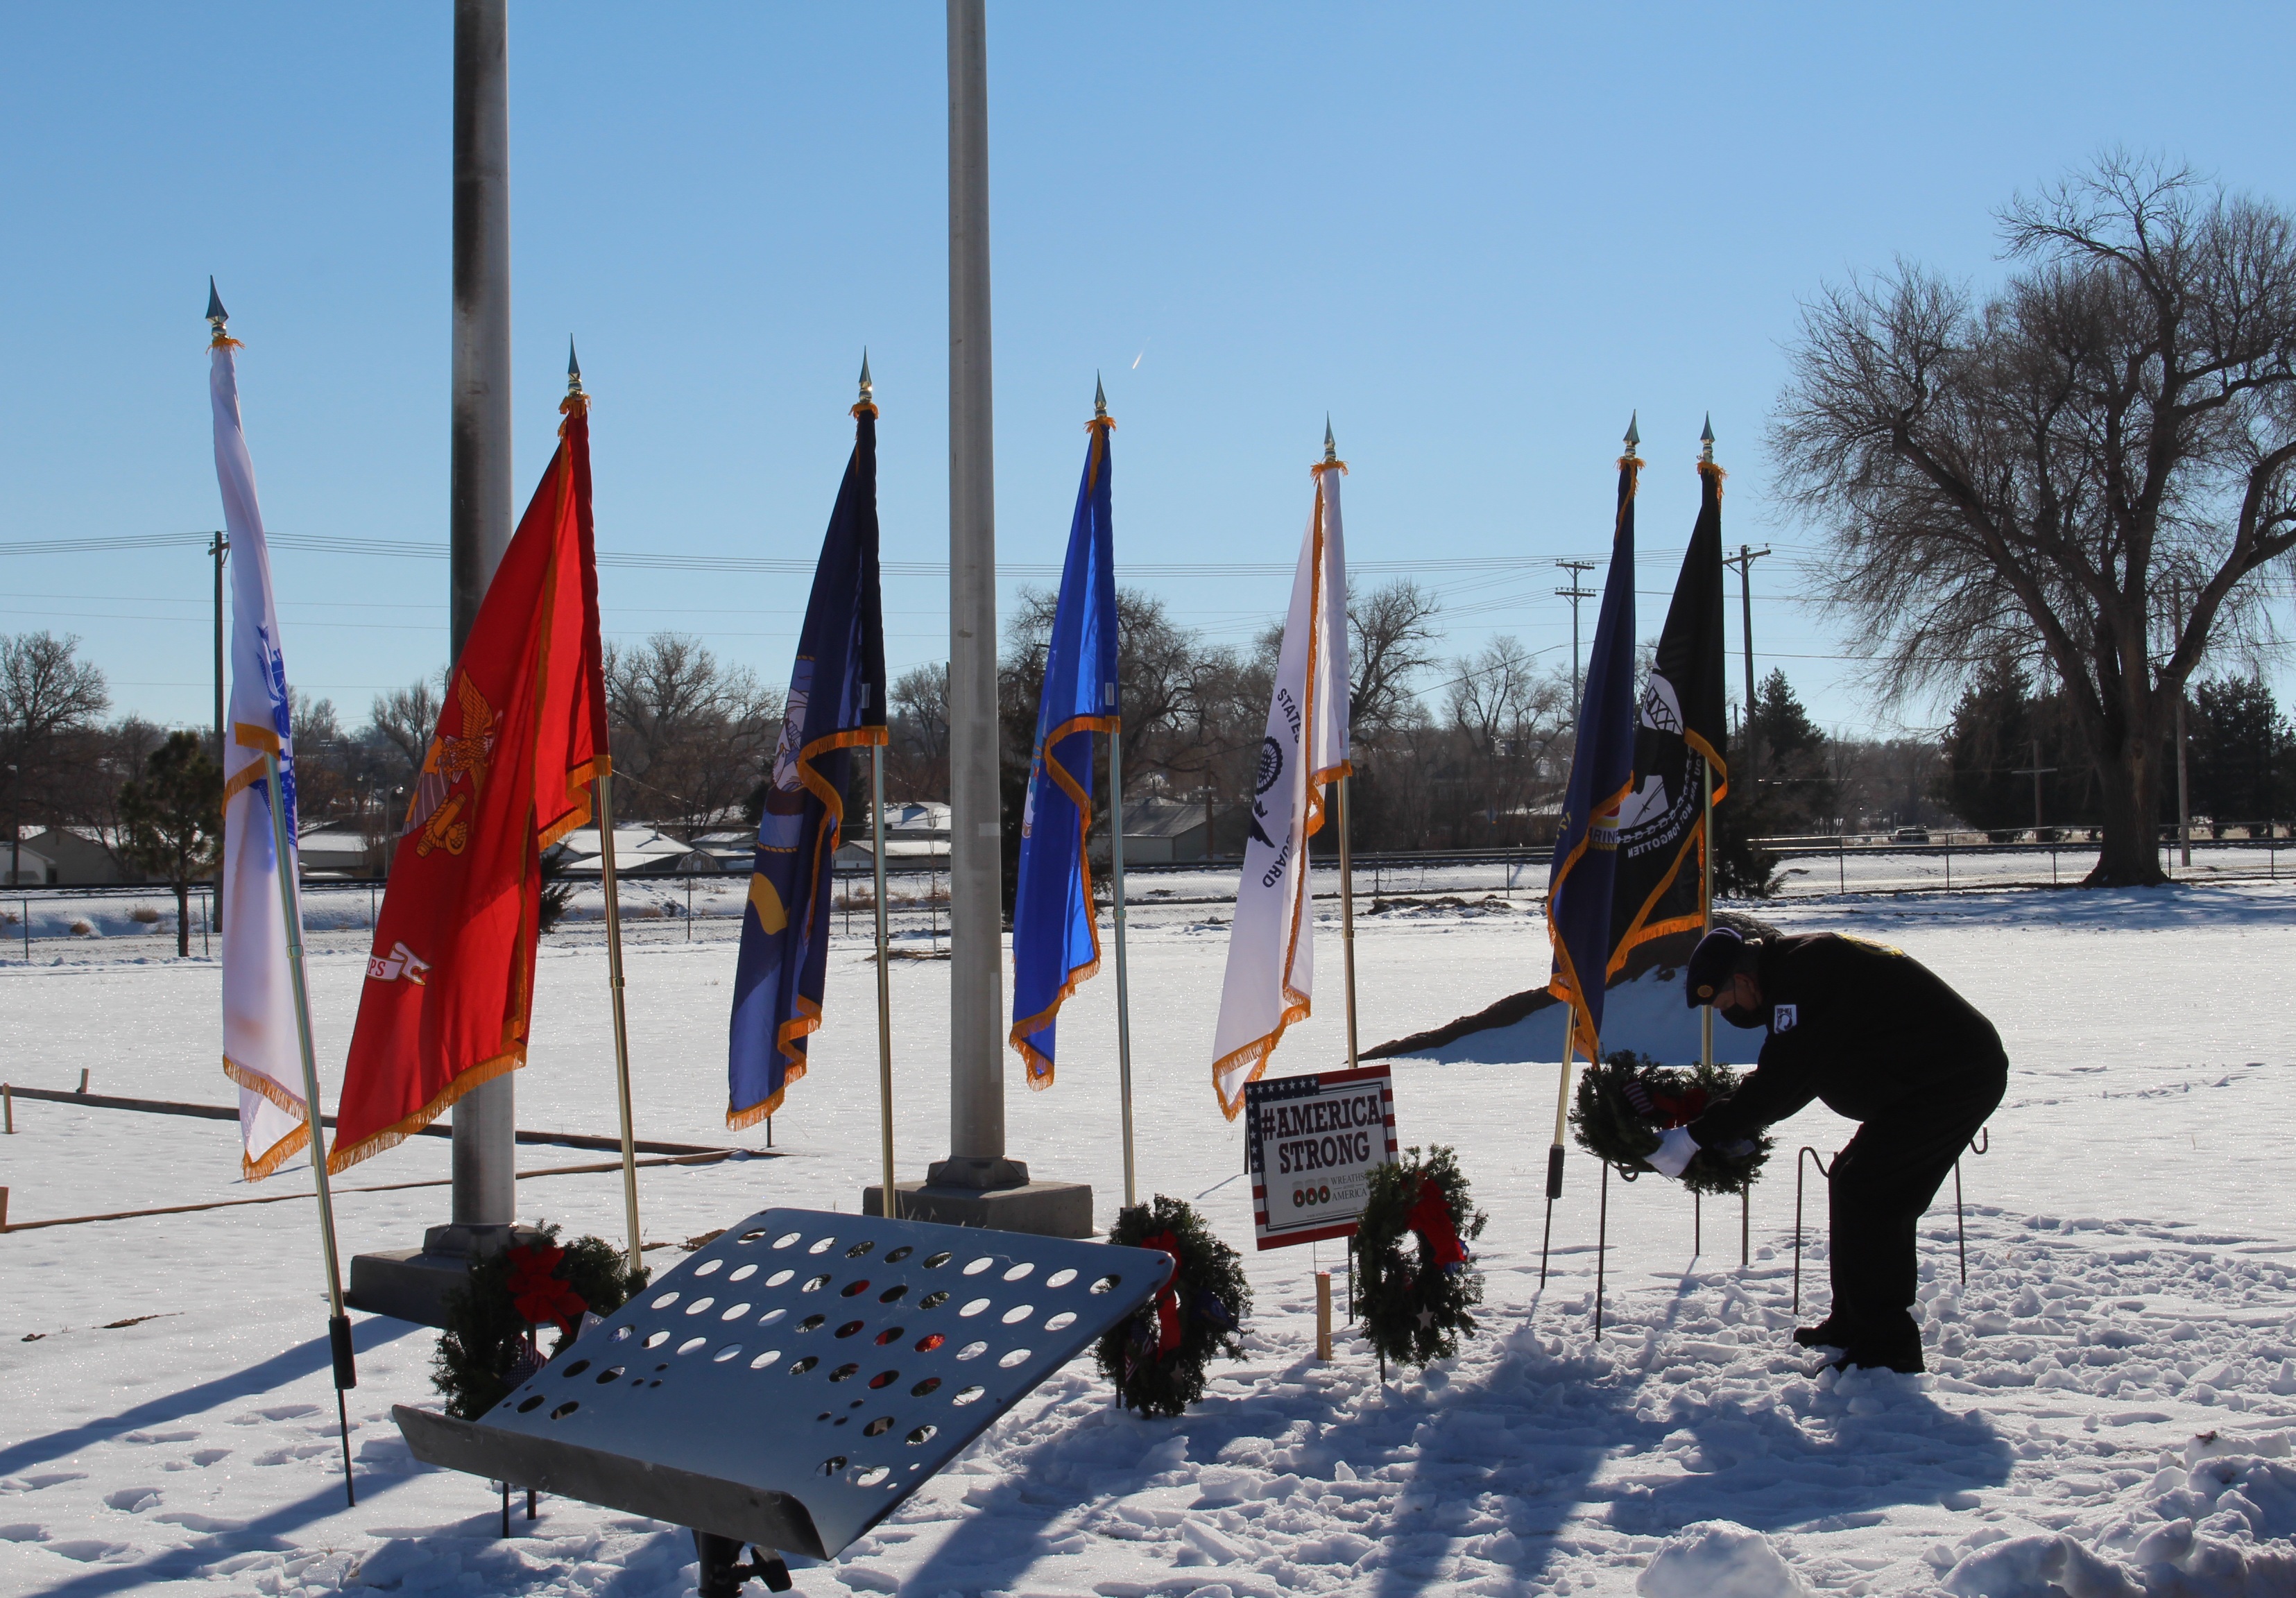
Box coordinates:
[448,0,517,1246]
[1700,418,1717,1077]
[262,751,358,1506]
[1102,381,1138,1211]
[571,347,643,1275]
[868,359,898,1219]
[873,743,897,1218]
[1327,423,1359,1071]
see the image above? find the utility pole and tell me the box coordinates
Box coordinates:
[447,0,515,1246]
[2010,738,2056,836]
[1723,544,1772,787]
[1555,559,1596,725]
[927,0,1088,1235]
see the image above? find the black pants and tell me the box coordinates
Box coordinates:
[1828,1060,2006,1339]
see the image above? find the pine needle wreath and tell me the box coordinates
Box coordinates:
[1356,1145,1488,1370]
[1094,1196,1252,1419]
[1570,1050,1773,1196]
[433,1223,650,1420]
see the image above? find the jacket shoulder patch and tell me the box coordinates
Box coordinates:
[1772,1003,1799,1033]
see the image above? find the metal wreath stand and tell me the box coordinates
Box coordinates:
[1587,1160,1752,1342]
[1792,1128,1991,1316]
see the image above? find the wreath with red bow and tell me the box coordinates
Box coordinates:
[1570,1051,1773,1196]
[1094,1196,1253,1419]
[1356,1144,1489,1371]
[432,1222,649,1420]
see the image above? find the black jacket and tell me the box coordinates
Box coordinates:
[1686,933,2005,1148]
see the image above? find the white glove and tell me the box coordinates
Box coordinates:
[1646,1126,1699,1180]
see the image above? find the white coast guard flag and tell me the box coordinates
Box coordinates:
[1208,454,1351,1119]
[212,336,307,1180]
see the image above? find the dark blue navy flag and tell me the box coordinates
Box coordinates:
[727,401,886,1128]
[1009,414,1120,1086]
[1545,440,1641,1063]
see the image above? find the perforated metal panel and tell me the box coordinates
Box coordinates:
[473,1208,1166,1556]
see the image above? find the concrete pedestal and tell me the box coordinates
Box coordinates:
[862,1175,1093,1238]
[347,1222,545,1328]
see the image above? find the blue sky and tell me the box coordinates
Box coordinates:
[3,3,2292,739]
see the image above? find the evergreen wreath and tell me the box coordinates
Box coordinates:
[1094,1196,1252,1419]
[432,1223,650,1420]
[1570,1050,1774,1196]
[1356,1144,1488,1370]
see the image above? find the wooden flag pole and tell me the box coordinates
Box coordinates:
[1108,724,1138,1209]
[1337,775,1359,1068]
[594,773,642,1273]
[262,751,357,1508]
[871,745,898,1219]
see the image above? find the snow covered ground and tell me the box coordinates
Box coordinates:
[4,877,2296,1595]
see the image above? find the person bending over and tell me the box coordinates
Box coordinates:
[1648,927,2006,1374]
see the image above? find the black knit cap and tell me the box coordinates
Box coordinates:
[1685,927,1756,1007]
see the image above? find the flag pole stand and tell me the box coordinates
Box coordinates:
[594,774,643,1273]
[1539,1004,1575,1287]
[871,744,898,1219]
[263,752,358,1509]
[1109,726,1137,1210]
[1337,774,1359,1068]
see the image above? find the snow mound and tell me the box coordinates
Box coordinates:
[1636,1520,1811,1597]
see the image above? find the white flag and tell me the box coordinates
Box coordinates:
[212,335,307,1180]
[1209,454,1350,1119]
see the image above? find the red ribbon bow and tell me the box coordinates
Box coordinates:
[505,1242,588,1335]
[1647,1085,1711,1129]
[1405,1176,1468,1271]
[1141,1230,1185,1357]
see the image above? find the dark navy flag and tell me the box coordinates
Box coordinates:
[1009,415,1120,1086]
[1608,455,1730,970]
[727,401,886,1128]
[1545,441,1641,1063]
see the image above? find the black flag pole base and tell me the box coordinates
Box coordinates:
[1539,1143,1565,1286]
[328,1313,358,1508]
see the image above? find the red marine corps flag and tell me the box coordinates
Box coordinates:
[328,388,608,1173]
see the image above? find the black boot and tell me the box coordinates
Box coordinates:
[1833,1311,1924,1374]
[1791,1313,1852,1350]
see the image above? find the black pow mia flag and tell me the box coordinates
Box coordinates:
[1607,460,1730,973]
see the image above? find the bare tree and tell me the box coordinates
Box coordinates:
[1349,578,1441,737]
[369,675,444,775]
[888,662,951,802]
[0,631,110,882]
[1771,153,2296,884]
[603,633,777,833]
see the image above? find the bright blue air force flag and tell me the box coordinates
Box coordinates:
[1009,413,1120,1086]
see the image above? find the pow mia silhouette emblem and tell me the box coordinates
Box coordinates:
[1772,1003,1799,1034]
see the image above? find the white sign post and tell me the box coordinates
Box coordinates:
[1244,1064,1399,1251]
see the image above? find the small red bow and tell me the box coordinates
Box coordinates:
[1141,1230,1185,1357]
[1647,1086,1711,1129]
[1405,1176,1468,1271]
[506,1242,588,1335]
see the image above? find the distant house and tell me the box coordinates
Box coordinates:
[298,830,384,879]
[2,839,57,886]
[1095,798,1248,864]
[12,827,135,886]
[835,802,951,869]
[546,826,696,877]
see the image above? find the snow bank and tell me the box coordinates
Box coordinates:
[1637,1520,1811,1595]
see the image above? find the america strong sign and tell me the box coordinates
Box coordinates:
[1243,1064,1400,1250]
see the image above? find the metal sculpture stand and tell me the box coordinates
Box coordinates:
[396,1208,1167,1587]
[1794,1132,1991,1315]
